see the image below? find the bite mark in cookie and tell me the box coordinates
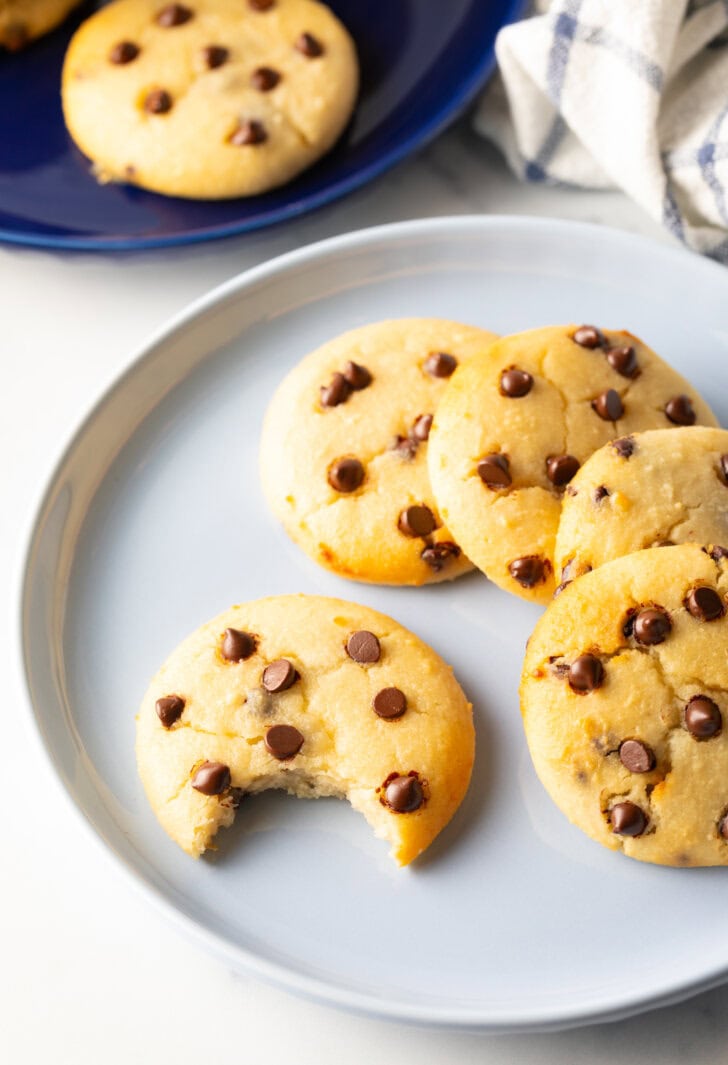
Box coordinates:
[136,595,475,865]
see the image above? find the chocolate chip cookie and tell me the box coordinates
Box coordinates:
[259,318,498,585]
[521,544,728,865]
[555,427,728,586]
[62,0,358,198]
[136,594,475,865]
[428,325,718,603]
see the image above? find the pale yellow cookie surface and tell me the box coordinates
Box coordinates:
[555,427,728,584]
[521,544,728,866]
[136,595,475,866]
[428,325,718,604]
[1,0,79,49]
[62,0,358,198]
[260,318,499,586]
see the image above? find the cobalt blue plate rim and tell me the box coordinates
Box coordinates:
[0,0,525,252]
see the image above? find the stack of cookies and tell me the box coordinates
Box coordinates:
[427,324,719,602]
[136,318,728,870]
[260,319,722,596]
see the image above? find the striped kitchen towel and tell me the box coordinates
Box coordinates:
[475,0,728,262]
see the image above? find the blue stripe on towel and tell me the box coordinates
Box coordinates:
[697,103,728,224]
[525,117,567,181]
[662,182,687,243]
[573,24,663,90]
[546,1,583,105]
[524,0,663,184]
[525,0,583,182]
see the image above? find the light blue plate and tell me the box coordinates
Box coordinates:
[18,217,728,1029]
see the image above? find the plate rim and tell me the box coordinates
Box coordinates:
[0,0,526,252]
[16,214,728,1030]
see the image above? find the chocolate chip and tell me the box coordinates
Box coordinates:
[411,414,433,442]
[611,436,635,459]
[619,739,655,773]
[665,394,696,425]
[373,687,407,720]
[265,723,304,759]
[685,586,724,621]
[295,31,324,57]
[192,761,230,795]
[346,630,380,664]
[500,367,533,397]
[144,89,173,114]
[156,695,185,728]
[719,813,728,840]
[391,436,417,460]
[251,66,281,91]
[110,40,140,64]
[249,0,274,8]
[709,545,728,562]
[221,627,257,662]
[606,345,638,377]
[592,388,623,421]
[546,454,580,486]
[320,372,350,407]
[509,556,548,588]
[398,505,436,538]
[230,120,267,146]
[684,695,722,739]
[2,22,28,50]
[423,352,457,378]
[384,774,423,812]
[610,801,647,837]
[421,541,460,570]
[573,325,604,349]
[478,453,511,489]
[593,485,610,503]
[262,659,298,693]
[633,607,671,645]
[561,558,577,581]
[719,454,728,485]
[245,688,272,717]
[202,44,229,68]
[328,457,364,493]
[343,361,371,390]
[568,654,604,693]
[156,3,193,26]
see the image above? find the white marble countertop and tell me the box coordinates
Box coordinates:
[5,120,728,1063]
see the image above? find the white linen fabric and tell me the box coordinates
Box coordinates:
[475,0,728,261]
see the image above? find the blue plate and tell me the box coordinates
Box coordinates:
[0,0,523,250]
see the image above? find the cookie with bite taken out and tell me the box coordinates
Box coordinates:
[136,594,475,866]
